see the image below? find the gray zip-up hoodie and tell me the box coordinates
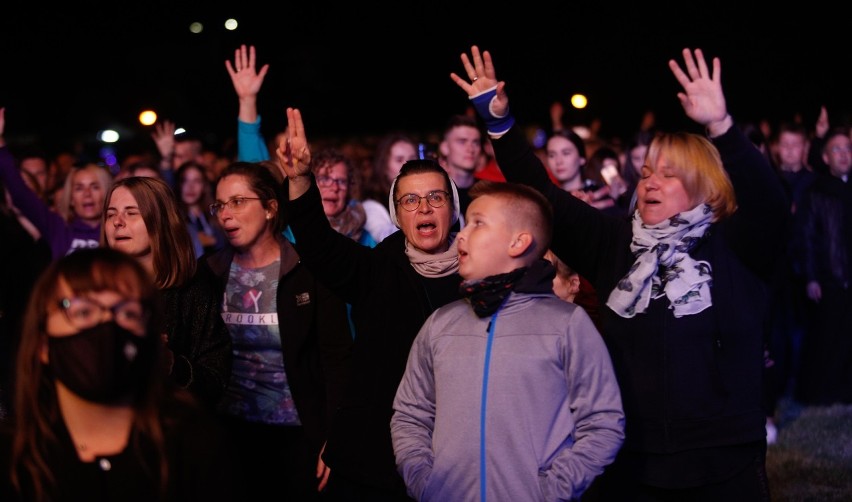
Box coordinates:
[392,279,624,501]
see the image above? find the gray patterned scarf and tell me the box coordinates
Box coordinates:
[606,204,713,318]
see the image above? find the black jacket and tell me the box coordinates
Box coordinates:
[160,268,232,410]
[197,238,352,450]
[492,123,788,487]
[800,172,852,289]
[0,392,236,501]
[286,180,461,494]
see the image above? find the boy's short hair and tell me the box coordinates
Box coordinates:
[468,180,553,259]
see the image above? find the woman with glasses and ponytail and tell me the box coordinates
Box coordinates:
[0,247,234,501]
[198,161,352,501]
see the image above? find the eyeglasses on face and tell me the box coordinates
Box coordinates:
[58,297,149,333]
[316,176,349,189]
[395,190,450,212]
[209,196,262,216]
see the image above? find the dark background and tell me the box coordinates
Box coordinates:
[1,4,849,158]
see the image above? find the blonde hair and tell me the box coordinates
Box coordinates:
[57,163,114,222]
[644,132,737,221]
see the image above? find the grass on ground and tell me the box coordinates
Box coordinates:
[766,399,852,501]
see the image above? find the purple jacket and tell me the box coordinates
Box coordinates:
[0,146,100,259]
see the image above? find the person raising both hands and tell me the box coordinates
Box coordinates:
[452,46,787,501]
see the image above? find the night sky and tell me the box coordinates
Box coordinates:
[2,4,849,158]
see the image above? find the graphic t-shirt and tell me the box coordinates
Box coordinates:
[217,259,300,425]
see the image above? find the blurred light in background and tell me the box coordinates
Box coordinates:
[98,129,120,143]
[139,110,157,126]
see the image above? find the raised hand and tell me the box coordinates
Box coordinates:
[450,46,515,136]
[668,48,729,134]
[225,44,269,124]
[276,108,312,180]
[449,45,509,117]
[550,101,565,133]
[151,119,176,163]
[226,45,268,101]
[815,105,830,139]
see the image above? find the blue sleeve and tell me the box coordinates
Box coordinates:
[237,117,270,162]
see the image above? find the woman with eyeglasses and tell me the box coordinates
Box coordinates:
[284,148,376,248]
[197,161,352,500]
[278,108,463,501]
[0,247,235,501]
[101,176,232,411]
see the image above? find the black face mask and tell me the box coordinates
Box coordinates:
[48,321,154,404]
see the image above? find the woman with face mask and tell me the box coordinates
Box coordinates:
[0,247,234,501]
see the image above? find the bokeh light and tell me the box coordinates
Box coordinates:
[139,110,157,126]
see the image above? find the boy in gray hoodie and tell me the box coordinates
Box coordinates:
[391,180,624,501]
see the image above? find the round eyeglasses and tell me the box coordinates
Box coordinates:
[395,190,450,212]
[209,196,262,216]
[59,297,149,333]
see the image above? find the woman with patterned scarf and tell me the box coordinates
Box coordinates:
[454,46,788,501]
[279,108,463,501]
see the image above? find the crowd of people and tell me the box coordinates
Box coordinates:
[0,41,849,501]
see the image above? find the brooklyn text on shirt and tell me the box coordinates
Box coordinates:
[221,312,278,325]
